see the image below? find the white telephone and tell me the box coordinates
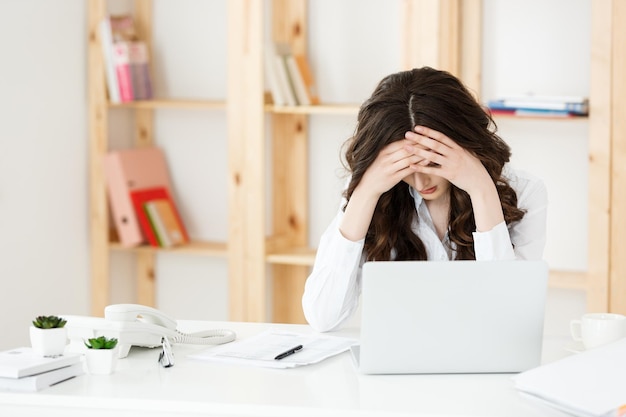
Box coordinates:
[64,304,236,358]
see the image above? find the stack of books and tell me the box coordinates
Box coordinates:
[265,42,320,107]
[103,147,190,248]
[100,14,153,103]
[487,95,589,117]
[0,347,83,392]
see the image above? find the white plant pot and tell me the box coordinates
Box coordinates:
[85,348,118,375]
[29,326,67,357]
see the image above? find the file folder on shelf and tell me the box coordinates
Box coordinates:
[103,147,174,246]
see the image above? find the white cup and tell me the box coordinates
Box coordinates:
[570,313,626,350]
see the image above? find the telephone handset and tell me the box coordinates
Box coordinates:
[64,304,236,358]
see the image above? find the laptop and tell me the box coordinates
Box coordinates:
[351,260,548,374]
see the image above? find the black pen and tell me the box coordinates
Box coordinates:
[274,344,303,360]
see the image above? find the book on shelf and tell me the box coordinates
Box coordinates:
[0,362,83,392]
[0,347,82,379]
[99,17,120,103]
[130,186,189,248]
[283,49,320,106]
[272,42,298,106]
[489,108,583,118]
[100,14,136,103]
[487,95,589,116]
[100,14,153,103]
[292,54,320,105]
[128,41,153,100]
[109,14,136,42]
[266,42,320,107]
[264,42,287,106]
[285,54,311,106]
[144,198,189,247]
[103,147,175,247]
[112,41,134,102]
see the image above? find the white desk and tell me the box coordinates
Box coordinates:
[0,321,572,417]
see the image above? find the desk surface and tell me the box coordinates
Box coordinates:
[0,321,572,417]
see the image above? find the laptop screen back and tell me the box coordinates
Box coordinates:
[356,260,548,374]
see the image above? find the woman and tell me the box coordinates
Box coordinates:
[302,67,548,332]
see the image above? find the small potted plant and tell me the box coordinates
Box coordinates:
[30,315,68,357]
[84,336,119,375]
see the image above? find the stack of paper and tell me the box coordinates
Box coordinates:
[0,347,83,392]
[512,338,626,417]
[188,329,357,369]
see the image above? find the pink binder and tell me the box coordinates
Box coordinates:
[103,147,174,246]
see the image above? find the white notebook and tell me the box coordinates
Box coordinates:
[0,347,81,379]
[0,362,83,392]
[513,337,626,417]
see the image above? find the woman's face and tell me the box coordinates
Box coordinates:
[402,171,451,201]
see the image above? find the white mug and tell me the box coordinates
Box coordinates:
[570,313,626,350]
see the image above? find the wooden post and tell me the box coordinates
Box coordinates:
[610,0,626,313]
[459,0,482,98]
[88,0,110,317]
[227,0,266,321]
[401,0,443,70]
[400,0,481,93]
[134,0,156,307]
[588,1,612,313]
[271,0,308,324]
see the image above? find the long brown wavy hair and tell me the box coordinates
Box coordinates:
[343,67,525,261]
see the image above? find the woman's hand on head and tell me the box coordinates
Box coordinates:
[359,139,423,197]
[341,139,420,242]
[403,126,493,196]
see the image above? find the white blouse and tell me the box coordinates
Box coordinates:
[301,165,548,332]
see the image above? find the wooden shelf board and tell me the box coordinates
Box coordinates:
[109,99,226,110]
[266,103,359,115]
[265,249,589,292]
[548,269,587,290]
[266,247,316,266]
[110,240,228,257]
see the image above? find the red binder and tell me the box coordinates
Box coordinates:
[102,147,174,246]
[130,187,189,247]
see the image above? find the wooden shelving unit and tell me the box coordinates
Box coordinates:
[88,0,626,322]
[87,0,230,315]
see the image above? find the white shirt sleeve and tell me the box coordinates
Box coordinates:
[507,172,549,260]
[472,221,516,260]
[473,168,548,261]
[301,209,364,332]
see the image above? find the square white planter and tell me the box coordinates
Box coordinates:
[85,348,118,375]
[29,326,67,357]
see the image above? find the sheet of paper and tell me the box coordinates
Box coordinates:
[512,337,626,417]
[188,329,357,369]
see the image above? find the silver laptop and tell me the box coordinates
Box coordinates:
[351,260,548,374]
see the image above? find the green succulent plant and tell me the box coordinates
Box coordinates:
[84,336,118,350]
[32,315,67,329]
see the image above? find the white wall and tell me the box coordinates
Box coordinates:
[0,0,89,349]
[0,0,586,350]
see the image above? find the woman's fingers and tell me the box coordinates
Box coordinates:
[405,126,460,155]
